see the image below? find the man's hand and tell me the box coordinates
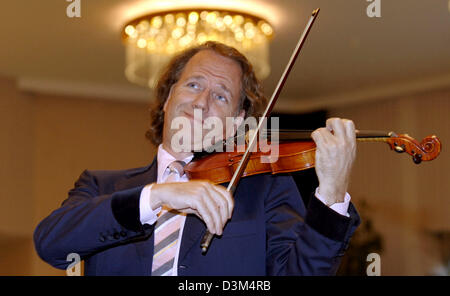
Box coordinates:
[311,118,357,206]
[150,181,234,235]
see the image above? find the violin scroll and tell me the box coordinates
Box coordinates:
[386,134,441,164]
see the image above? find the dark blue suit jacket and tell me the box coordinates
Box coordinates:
[34,158,360,275]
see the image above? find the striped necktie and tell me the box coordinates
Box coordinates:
[151,160,186,276]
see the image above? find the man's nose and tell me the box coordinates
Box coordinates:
[191,89,209,112]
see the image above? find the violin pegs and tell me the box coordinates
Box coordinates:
[412,153,422,164]
[394,142,406,153]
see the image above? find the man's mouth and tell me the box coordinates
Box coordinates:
[183,111,203,124]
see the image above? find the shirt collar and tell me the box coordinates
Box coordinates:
[156,144,194,183]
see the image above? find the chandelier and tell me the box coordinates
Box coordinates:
[121,9,274,88]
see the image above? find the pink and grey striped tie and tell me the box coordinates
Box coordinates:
[151,160,186,276]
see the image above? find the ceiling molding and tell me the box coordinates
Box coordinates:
[17,77,153,103]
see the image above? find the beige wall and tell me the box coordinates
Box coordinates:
[0,77,34,275]
[0,76,156,275]
[331,89,449,275]
[0,75,448,275]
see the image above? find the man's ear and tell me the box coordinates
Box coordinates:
[163,84,176,112]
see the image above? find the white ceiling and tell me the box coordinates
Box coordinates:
[1,0,449,112]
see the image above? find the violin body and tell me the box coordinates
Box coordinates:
[185,141,316,184]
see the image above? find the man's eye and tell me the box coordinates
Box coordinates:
[187,82,199,89]
[215,93,227,102]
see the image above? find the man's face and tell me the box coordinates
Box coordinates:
[162,50,245,153]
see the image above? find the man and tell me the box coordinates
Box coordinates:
[34,41,360,275]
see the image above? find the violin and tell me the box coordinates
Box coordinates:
[194,8,442,253]
[185,130,441,185]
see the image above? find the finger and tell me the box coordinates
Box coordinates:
[192,198,217,234]
[342,119,356,140]
[201,184,225,235]
[343,120,357,159]
[326,117,346,139]
[208,184,230,227]
[213,184,234,219]
[187,183,218,234]
[311,128,327,146]
[312,127,333,149]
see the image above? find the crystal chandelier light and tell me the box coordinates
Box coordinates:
[122,9,274,88]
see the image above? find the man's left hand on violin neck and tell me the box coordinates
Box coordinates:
[311,117,357,206]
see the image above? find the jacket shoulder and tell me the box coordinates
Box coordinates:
[75,159,156,194]
[86,162,154,179]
